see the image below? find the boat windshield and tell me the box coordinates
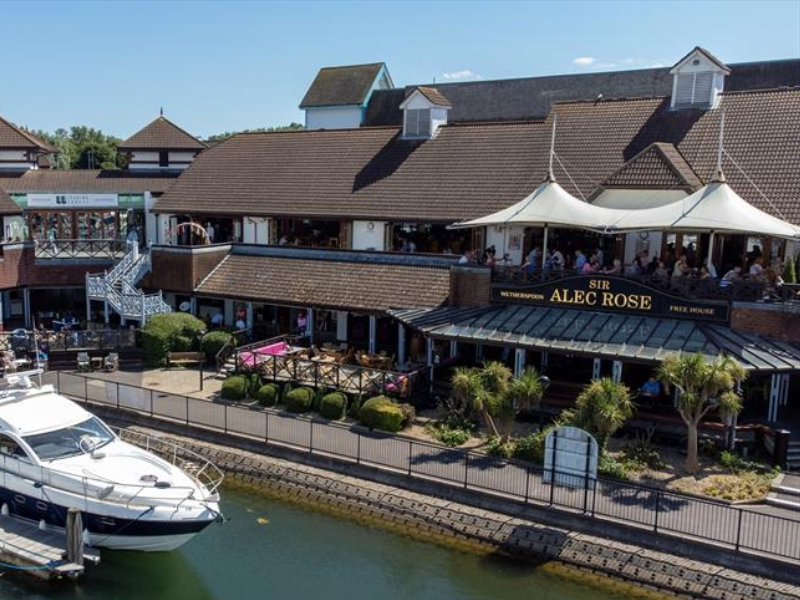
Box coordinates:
[23,417,115,461]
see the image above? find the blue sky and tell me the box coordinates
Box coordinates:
[2,0,798,138]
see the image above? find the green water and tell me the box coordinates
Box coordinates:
[2,489,629,600]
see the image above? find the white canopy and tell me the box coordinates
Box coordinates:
[608,181,800,239]
[449,179,624,232]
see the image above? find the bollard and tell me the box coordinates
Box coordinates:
[66,507,84,566]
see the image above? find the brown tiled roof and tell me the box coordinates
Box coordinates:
[0,169,178,194]
[598,142,702,191]
[119,116,205,151]
[155,122,545,221]
[0,188,21,215]
[0,116,58,153]
[415,87,452,108]
[550,88,800,224]
[196,253,451,312]
[300,63,388,108]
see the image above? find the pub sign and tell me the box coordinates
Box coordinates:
[494,275,730,323]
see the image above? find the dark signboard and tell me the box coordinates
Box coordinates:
[493,276,730,323]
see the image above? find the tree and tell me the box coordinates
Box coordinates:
[657,354,746,474]
[206,122,304,143]
[567,378,634,450]
[509,367,546,412]
[32,126,122,169]
[450,362,515,439]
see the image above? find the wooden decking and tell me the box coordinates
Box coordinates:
[0,514,99,579]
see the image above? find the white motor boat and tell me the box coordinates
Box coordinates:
[0,371,223,552]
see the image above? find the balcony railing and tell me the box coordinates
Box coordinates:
[34,239,128,260]
[0,329,138,354]
[492,266,800,304]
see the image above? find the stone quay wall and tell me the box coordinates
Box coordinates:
[103,409,800,600]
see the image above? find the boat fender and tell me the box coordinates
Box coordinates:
[97,485,115,499]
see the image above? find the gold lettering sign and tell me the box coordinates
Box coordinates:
[548,285,652,312]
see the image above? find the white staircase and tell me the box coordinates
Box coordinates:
[86,246,172,324]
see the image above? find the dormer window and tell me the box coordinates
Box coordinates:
[670,47,730,110]
[405,108,431,137]
[400,87,452,139]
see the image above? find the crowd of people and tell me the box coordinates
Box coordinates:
[457,241,788,292]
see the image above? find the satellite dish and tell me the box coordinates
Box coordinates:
[179,301,191,312]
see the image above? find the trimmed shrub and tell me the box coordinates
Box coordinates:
[201,330,234,359]
[320,392,347,420]
[285,387,314,413]
[246,373,262,397]
[359,396,404,432]
[512,432,546,464]
[254,383,280,407]
[221,375,248,401]
[142,313,206,367]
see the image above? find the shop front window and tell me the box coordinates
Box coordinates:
[77,212,119,240]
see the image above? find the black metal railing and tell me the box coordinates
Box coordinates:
[33,239,128,260]
[51,371,800,564]
[492,267,800,304]
[0,329,137,353]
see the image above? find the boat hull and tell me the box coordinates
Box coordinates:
[0,486,218,551]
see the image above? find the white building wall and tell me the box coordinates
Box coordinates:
[169,151,196,162]
[305,106,363,130]
[623,232,663,266]
[157,213,175,244]
[243,217,270,244]
[591,189,688,209]
[352,220,386,251]
[485,225,525,265]
[130,151,159,163]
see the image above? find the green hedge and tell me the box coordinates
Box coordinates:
[254,383,280,407]
[142,313,206,367]
[221,375,248,401]
[285,387,314,413]
[202,331,234,359]
[320,392,347,420]
[359,396,404,432]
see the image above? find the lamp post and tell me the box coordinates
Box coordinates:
[198,329,207,392]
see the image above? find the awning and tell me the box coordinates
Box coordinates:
[391,304,800,372]
[448,179,624,232]
[608,181,800,239]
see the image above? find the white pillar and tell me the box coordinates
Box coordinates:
[592,358,601,380]
[190,297,197,315]
[612,360,623,383]
[706,231,715,271]
[246,302,254,329]
[336,311,348,342]
[368,315,377,353]
[768,374,781,422]
[307,307,315,344]
[426,338,434,366]
[514,348,526,377]
[541,225,549,280]
[103,300,110,325]
[397,323,407,364]
[449,340,458,359]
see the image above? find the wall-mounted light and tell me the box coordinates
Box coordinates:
[367,222,375,230]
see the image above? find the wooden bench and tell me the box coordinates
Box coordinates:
[167,351,206,369]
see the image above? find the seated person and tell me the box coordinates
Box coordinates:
[640,376,661,398]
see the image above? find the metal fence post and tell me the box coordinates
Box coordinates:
[224,404,228,434]
[356,431,361,464]
[735,509,744,551]
[116,382,120,409]
[309,420,314,454]
[149,388,154,417]
[653,490,661,532]
[407,441,413,476]
[185,395,189,425]
[265,412,270,443]
[524,466,531,503]
[463,452,469,489]
[84,376,88,403]
[549,430,557,506]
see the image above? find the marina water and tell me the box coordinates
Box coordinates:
[3,489,628,600]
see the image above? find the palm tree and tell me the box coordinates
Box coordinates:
[451,366,500,437]
[572,378,634,450]
[509,367,546,412]
[657,353,746,474]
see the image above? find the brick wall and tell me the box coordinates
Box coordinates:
[449,266,492,307]
[731,302,800,342]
